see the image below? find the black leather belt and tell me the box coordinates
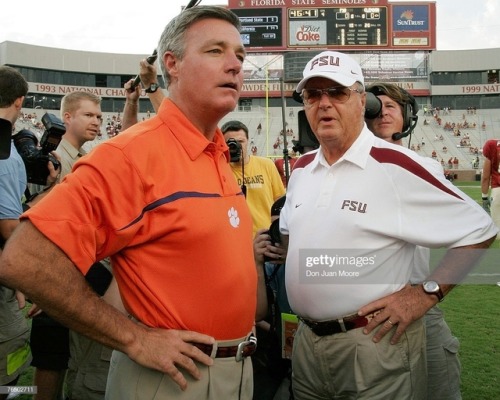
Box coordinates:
[193,334,257,361]
[301,311,380,337]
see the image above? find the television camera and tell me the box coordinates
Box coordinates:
[13,112,64,185]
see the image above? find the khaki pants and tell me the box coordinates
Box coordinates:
[425,306,462,400]
[105,338,253,400]
[292,318,426,400]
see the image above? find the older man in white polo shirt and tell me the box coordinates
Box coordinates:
[280,51,497,400]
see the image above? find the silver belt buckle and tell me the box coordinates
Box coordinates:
[235,334,257,362]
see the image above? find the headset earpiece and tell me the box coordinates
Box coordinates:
[392,89,419,141]
[402,91,418,132]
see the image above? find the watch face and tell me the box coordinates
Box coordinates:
[424,281,439,293]
[146,84,158,93]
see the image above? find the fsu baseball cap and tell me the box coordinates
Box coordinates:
[296,51,364,93]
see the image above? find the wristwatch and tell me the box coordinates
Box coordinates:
[145,83,159,93]
[422,280,444,302]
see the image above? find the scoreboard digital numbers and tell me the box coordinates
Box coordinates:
[288,7,388,48]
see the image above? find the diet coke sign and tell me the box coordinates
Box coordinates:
[289,21,326,46]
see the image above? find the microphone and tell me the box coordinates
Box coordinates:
[128,50,158,92]
[128,0,201,92]
[127,0,199,92]
[185,0,202,8]
[392,116,418,141]
[392,131,408,142]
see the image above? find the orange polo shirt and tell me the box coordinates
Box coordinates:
[24,99,256,340]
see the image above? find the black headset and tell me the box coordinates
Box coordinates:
[365,84,419,141]
[398,90,419,141]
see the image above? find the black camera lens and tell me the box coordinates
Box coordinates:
[226,138,242,162]
[12,129,39,159]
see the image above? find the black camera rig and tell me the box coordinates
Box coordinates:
[13,112,65,185]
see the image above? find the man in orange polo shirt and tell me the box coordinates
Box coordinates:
[0,6,257,400]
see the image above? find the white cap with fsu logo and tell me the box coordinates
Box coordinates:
[296,51,364,93]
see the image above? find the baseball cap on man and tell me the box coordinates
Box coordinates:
[296,51,364,93]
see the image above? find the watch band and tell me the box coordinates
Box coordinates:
[145,83,159,93]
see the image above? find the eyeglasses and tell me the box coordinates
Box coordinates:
[301,87,361,106]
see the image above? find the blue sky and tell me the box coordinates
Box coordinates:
[1,0,499,53]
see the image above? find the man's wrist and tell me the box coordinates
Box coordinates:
[145,83,159,93]
[482,192,489,199]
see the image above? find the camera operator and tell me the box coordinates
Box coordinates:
[221,120,285,236]
[222,120,285,400]
[0,65,58,398]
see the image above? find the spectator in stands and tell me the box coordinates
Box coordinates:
[481,139,500,228]
[222,120,285,236]
[366,81,463,400]
[0,6,258,399]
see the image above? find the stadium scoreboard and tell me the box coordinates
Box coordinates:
[229,0,435,52]
[288,7,387,48]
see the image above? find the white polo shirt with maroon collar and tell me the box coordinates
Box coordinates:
[281,125,497,321]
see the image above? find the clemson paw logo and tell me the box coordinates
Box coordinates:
[228,207,240,228]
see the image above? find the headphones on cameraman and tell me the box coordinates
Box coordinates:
[365,84,419,141]
[399,90,419,140]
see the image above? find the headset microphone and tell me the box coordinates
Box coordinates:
[391,98,419,141]
[391,116,418,141]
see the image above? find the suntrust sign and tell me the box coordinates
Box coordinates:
[392,5,429,31]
